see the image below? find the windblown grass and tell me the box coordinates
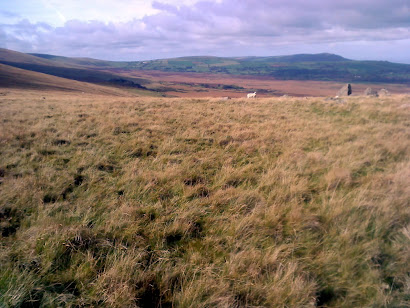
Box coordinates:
[0,91,409,307]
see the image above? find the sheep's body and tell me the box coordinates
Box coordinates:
[247,92,257,98]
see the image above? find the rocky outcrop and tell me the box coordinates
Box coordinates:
[378,88,390,97]
[336,84,352,96]
[364,87,378,97]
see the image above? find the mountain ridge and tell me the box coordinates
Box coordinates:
[1,48,410,84]
[28,52,349,65]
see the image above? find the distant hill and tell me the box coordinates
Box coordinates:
[0,48,78,67]
[0,48,149,87]
[129,54,410,83]
[238,53,348,63]
[1,48,410,84]
[29,53,125,69]
[0,63,140,96]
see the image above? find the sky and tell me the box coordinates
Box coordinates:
[1,0,410,63]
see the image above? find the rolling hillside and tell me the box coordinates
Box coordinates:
[0,63,140,96]
[30,51,410,84]
[129,54,410,83]
[29,53,126,69]
[0,49,80,68]
[2,48,409,84]
[0,49,150,88]
[239,53,348,63]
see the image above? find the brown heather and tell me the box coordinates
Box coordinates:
[0,90,409,307]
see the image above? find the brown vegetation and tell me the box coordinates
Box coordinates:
[0,90,409,307]
[0,64,146,96]
[118,70,410,97]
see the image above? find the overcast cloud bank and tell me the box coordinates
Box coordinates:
[1,0,409,62]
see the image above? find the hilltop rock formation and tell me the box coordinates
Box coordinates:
[336,84,352,96]
[378,88,390,97]
[364,87,378,97]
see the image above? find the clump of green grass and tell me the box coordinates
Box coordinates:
[1,91,409,307]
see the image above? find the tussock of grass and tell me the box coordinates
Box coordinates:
[1,91,409,307]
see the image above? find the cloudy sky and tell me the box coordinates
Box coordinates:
[1,0,410,63]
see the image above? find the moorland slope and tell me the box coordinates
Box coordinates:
[0,91,409,307]
[0,49,150,88]
[0,63,138,96]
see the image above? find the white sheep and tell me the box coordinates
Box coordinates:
[247,92,256,98]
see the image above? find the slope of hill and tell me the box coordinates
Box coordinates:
[22,49,410,84]
[0,48,78,68]
[0,48,150,87]
[29,53,127,69]
[0,63,138,95]
[237,53,348,63]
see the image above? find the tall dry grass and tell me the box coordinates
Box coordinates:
[0,90,409,307]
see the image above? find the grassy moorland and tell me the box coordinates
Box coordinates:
[0,91,409,307]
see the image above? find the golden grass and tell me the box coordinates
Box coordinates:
[0,90,409,307]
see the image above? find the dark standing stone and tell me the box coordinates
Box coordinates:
[336,84,352,96]
[364,87,378,97]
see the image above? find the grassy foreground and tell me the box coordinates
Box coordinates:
[0,91,409,307]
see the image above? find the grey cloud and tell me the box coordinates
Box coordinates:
[159,0,410,31]
[151,2,179,14]
[0,0,409,61]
